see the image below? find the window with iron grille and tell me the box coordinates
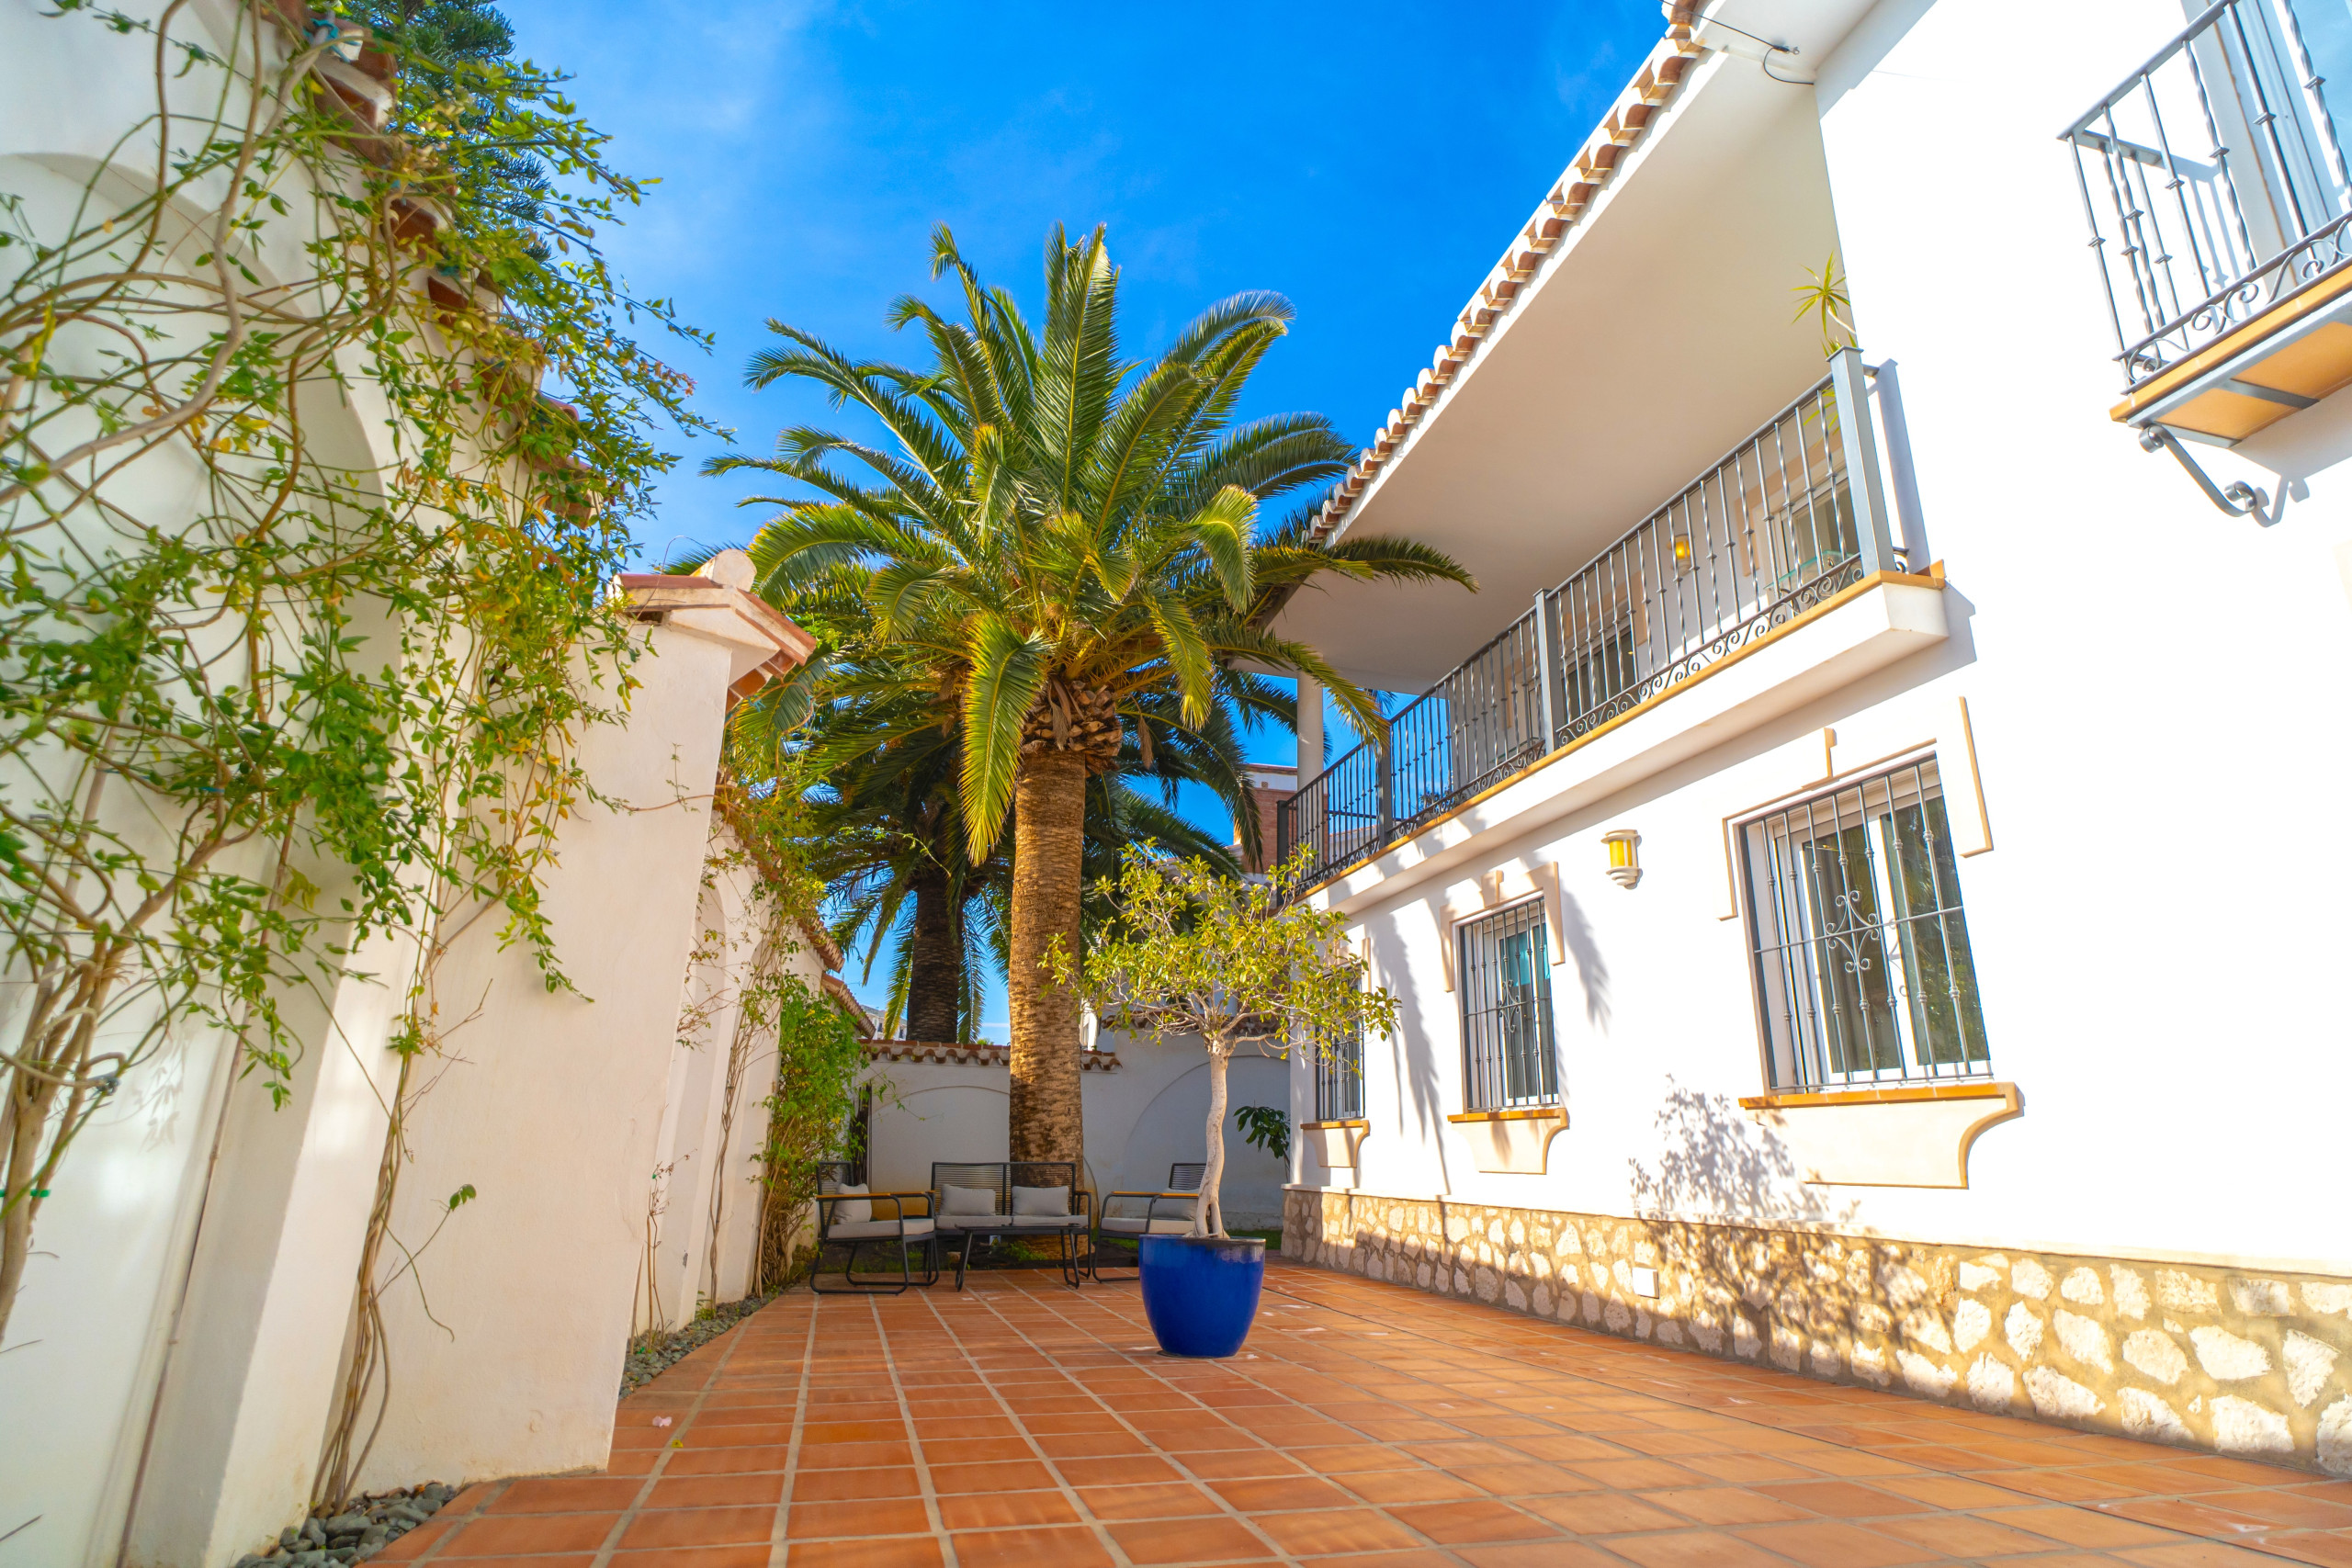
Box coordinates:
[1458,900,1558,1111]
[1740,758,1990,1090]
[1314,1021,1364,1122]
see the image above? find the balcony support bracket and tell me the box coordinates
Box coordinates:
[2137,424,2274,524]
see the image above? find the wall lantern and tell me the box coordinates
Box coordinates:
[1670,532,1693,572]
[1602,828,1641,888]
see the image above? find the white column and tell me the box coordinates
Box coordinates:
[1295,674,1324,781]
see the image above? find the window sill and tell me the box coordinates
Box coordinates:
[1741,1080,2021,1188]
[1445,1107,1566,1175]
[1737,1079,2007,1111]
[1304,1121,1371,1184]
[1444,1108,1563,1123]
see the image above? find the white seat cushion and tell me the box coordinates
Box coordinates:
[1002,1213,1088,1230]
[934,1214,996,1232]
[828,1216,934,1240]
[1101,1216,1193,1235]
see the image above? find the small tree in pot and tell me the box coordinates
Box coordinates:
[1056,848,1396,1241]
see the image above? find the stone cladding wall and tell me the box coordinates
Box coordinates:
[1284,1187,2352,1476]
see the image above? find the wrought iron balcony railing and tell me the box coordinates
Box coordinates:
[2064,0,2352,389]
[1276,351,1905,891]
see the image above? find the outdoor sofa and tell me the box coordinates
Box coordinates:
[930,1161,1091,1288]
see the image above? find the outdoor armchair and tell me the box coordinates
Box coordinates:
[811,1183,936,1294]
[1091,1163,1204,1280]
[928,1161,1091,1289]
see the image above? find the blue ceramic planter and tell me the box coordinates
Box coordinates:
[1138,1235,1265,1357]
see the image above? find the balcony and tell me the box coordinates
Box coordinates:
[2065,0,2352,442]
[1277,350,1919,891]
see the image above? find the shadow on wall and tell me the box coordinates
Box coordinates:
[1555,883,1611,1029]
[1619,1077,1888,1373]
[1385,914,1450,1193]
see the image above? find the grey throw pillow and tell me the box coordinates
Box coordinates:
[1012,1183,1069,1216]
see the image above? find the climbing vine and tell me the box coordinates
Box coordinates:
[0,0,711,1495]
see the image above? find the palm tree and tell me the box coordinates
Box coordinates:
[781,675,1259,1043]
[717,223,1472,1168]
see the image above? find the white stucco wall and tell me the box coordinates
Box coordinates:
[355,615,764,1494]
[1291,0,2352,1280]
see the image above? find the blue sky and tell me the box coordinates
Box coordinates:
[503,0,1663,1032]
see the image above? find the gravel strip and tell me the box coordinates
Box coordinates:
[619,1292,775,1398]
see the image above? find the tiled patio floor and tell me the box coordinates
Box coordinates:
[383,1259,2352,1567]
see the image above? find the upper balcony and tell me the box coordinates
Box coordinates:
[1278,350,1930,891]
[2066,0,2352,444]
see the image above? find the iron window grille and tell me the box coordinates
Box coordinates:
[1458,900,1560,1111]
[1314,1021,1364,1122]
[1739,758,1991,1091]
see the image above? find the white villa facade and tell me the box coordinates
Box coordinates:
[1274,0,2352,1475]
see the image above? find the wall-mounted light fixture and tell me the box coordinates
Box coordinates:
[1670,532,1693,573]
[1602,828,1641,889]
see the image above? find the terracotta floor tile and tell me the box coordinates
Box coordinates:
[785,1497,933,1539]
[1755,1480,1939,1519]
[1566,1458,1716,1490]
[1607,1531,1801,1568]
[929,1461,1060,1494]
[1645,1486,1818,1526]
[1340,1469,1489,1506]
[644,1473,788,1509]
[2194,1488,2352,1529]
[1452,1546,1633,1568]
[801,1421,908,1445]
[786,1539,945,1567]
[1871,1512,2071,1557]
[667,1444,797,1475]
[689,1421,796,1447]
[696,1404,800,1425]
[1730,1519,1946,1567]
[1071,1483,1225,1520]
[434,1512,619,1554]
[924,1436,1041,1464]
[947,1525,1117,1568]
[786,1467,922,1502]
[617,1504,779,1548]
[1448,1461,1599,1497]
[1250,1507,1426,1555]
[938,1490,1083,1530]
[1209,1475,1354,1513]
[1382,1499,1556,1545]
[2256,1531,2352,1568]
[610,1547,770,1567]
[487,1476,645,1513]
[1105,1516,1278,1562]
[1181,1448,1306,1480]
[1521,1492,1690,1533]
[1054,1454,1184,1487]
[2113,1545,2300,1568]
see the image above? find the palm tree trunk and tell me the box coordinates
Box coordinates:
[906,863,960,1043]
[1008,748,1086,1168]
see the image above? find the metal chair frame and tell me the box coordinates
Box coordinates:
[809,1190,938,1295]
